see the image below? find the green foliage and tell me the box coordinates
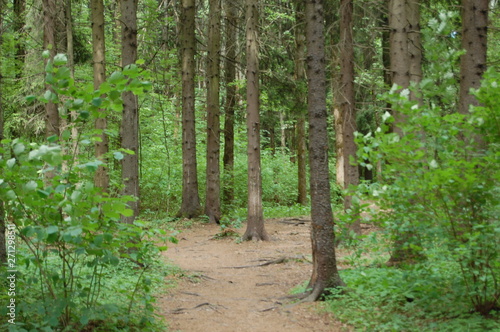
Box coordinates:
[0,55,169,331]
[354,68,500,316]
[327,262,499,331]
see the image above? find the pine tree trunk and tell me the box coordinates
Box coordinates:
[304,0,344,300]
[407,0,422,103]
[92,0,109,190]
[120,0,139,223]
[459,0,488,115]
[43,0,59,140]
[222,0,237,205]
[294,0,308,205]
[387,0,425,266]
[335,0,360,234]
[242,0,269,241]
[205,0,222,223]
[178,0,201,218]
[13,0,26,78]
[389,0,409,136]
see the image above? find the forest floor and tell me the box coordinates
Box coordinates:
[156,217,353,332]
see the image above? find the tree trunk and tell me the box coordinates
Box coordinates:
[65,0,74,75]
[459,0,488,115]
[242,0,269,241]
[387,0,425,266]
[335,0,360,234]
[205,0,222,223]
[407,0,422,103]
[178,0,202,218]
[389,0,409,136]
[222,0,237,205]
[43,0,60,140]
[296,115,308,204]
[303,0,345,301]
[92,0,109,191]
[294,0,308,205]
[120,0,139,223]
[13,0,26,78]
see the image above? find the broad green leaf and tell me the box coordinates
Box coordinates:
[25,95,37,103]
[113,151,124,160]
[53,53,68,66]
[71,190,82,202]
[73,99,84,109]
[46,226,59,234]
[109,90,121,101]
[37,189,50,198]
[48,135,59,144]
[6,158,16,169]
[121,208,133,217]
[108,71,124,84]
[44,90,58,102]
[24,181,38,191]
[91,98,102,107]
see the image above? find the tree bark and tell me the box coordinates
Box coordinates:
[178,0,202,218]
[92,0,109,191]
[43,0,60,141]
[407,0,422,103]
[242,0,269,241]
[304,0,345,300]
[205,0,222,223]
[13,0,26,78]
[222,0,238,205]
[335,0,360,234]
[65,0,74,75]
[459,0,488,115]
[387,0,425,266]
[120,0,139,223]
[294,0,308,205]
[389,0,409,136]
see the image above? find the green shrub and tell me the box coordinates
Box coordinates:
[0,54,170,331]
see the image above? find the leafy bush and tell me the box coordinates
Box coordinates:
[0,54,170,331]
[355,68,500,315]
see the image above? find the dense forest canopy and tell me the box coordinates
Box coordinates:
[0,0,499,330]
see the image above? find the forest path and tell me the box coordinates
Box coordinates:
[157,218,351,332]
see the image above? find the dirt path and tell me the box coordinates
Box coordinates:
[157,218,351,332]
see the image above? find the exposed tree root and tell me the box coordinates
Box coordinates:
[171,302,226,314]
[221,255,309,269]
[279,218,309,226]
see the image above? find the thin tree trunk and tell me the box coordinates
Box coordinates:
[120,0,139,223]
[222,0,237,205]
[43,0,60,140]
[65,0,74,76]
[294,0,308,205]
[459,0,488,115]
[389,0,409,136]
[13,0,26,78]
[296,115,308,204]
[92,0,109,190]
[178,0,202,218]
[242,0,269,241]
[407,0,422,103]
[335,0,360,234]
[205,0,222,223]
[303,0,344,301]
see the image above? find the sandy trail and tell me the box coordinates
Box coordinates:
[157,218,351,332]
